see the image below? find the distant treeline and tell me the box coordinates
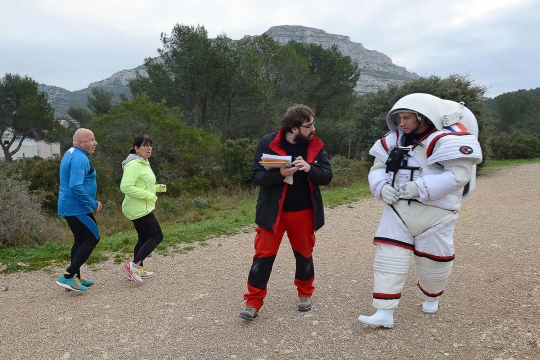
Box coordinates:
[486,87,540,135]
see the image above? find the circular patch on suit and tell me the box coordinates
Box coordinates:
[459,146,473,155]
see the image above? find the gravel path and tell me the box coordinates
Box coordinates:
[1,163,539,360]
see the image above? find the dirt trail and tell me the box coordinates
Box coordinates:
[1,163,539,359]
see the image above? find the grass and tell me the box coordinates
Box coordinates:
[0,181,371,273]
[1,157,538,274]
[478,157,540,173]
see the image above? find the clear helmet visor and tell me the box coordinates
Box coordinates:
[386,93,456,131]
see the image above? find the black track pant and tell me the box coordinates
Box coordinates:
[132,212,163,265]
[64,213,100,277]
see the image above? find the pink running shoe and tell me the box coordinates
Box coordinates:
[123,262,143,283]
[127,266,154,280]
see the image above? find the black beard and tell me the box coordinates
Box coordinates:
[294,132,313,144]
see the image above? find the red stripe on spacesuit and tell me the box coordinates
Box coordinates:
[426,132,473,157]
[455,123,469,132]
[381,137,388,152]
[413,249,455,262]
[417,282,444,297]
[373,292,401,300]
[373,237,414,251]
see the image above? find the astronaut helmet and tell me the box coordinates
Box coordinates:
[386,93,462,131]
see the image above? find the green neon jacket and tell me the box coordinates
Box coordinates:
[120,154,165,220]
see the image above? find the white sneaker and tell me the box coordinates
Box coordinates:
[138,266,154,279]
[123,262,143,283]
[422,299,439,314]
[358,309,394,328]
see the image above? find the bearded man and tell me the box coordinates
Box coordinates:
[239,104,333,320]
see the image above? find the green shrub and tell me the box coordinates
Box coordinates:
[159,197,184,215]
[0,173,65,246]
[489,132,540,159]
[90,95,223,183]
[93,157,124,203]
[328,155,370,187]
[192,197,208,209]
[221,138,258,185]
[2,156,61,213]
[102,200,117,215]
[165,168,226,196]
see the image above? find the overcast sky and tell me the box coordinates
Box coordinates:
[1,0,538,98]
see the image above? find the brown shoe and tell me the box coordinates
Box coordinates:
[239,306,258,320]
[298,297,312,311]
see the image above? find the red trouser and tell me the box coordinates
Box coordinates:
[244,208,316,310]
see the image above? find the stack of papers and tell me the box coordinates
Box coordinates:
[259,153,292,168]
[259,153,293,184]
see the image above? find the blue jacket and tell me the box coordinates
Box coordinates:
[57,146,98,216]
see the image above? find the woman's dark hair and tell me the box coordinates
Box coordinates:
[281,104,315,133]
[128,134,153,154]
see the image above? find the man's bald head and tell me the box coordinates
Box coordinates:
[73,128,91,143]
[73,128,97,155]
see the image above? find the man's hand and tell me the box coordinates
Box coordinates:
[280,164,298,177]
[381,184,400,204]
[401,181,419,199]
[96,201,103,213]
[292,156,311,173]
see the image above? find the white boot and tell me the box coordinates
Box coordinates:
[422,299,439,314]
[358,309,394,328]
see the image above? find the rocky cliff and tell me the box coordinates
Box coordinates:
[38,84,89,117]
[264,25,418,94]
[87,65,147,89]
[38,66,146,117]
[41,26,418,117]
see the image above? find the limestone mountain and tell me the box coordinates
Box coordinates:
[38,66,147,118]
[264,25,418,94]
[41,26,418,117]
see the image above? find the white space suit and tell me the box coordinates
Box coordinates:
[358,93,483,328]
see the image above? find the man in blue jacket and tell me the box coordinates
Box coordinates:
[56,128,102,292]
[240,104,333,320]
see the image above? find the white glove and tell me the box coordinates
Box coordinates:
[380,184,400,204]
[401,181,419,199]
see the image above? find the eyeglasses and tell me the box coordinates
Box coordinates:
[140,144,153,149]
[300,121,315,129]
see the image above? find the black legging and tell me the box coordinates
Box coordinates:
[64,213,100,277]
[132,212,163,265]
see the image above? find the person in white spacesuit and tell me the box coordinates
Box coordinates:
[358,93,483,328]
